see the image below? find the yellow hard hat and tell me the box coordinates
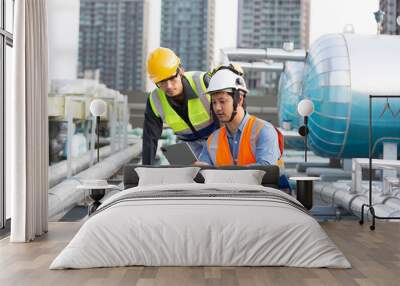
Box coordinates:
[147,47,181,83]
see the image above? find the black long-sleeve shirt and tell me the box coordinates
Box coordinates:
[142,73,211,165]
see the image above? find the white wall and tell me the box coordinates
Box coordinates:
[47,0,80,82]
[212,0,238,68]
[144,0,161,92]
[310,0,378,44]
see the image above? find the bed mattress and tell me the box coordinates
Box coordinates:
[50,183,350,269]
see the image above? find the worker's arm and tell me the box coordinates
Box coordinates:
[142,98,163,165]
[251,123,281,166]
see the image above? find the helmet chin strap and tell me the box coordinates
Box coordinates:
[227,108,237,123]
[227,90,239,123]
[210,89,242,123]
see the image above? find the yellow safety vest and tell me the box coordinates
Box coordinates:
[149,71,213,138]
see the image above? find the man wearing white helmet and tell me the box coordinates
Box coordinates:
[197,68,283,167]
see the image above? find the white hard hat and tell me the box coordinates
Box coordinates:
[207,69,248,94]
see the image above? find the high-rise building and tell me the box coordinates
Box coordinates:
[78,0,159,92]
[160,0,209,71]
[380,0,400,35]
[78,0,236,91]
[236,0,310,95]
[237,0,309,49]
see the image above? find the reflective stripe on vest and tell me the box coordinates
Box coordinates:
[149,72,213,136]
[275,128,285,168]
[190,71,211,115]
[207,116,264,166]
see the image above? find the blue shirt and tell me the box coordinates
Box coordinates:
[198,113,281,166]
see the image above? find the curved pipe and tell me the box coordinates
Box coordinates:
[316,181,400,219]
[48,143,142,220]
[221,48,306,62]
[231,61,284,72]
[49,145,112,188]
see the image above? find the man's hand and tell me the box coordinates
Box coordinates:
[193,161,210,167]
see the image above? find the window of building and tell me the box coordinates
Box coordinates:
[1,0,14,230]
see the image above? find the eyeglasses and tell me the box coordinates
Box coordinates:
[156,70,180,88]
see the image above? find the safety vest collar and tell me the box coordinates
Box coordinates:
[149,71,213,135]
[207,115,264,166]
[207,129,229,165]
[184,71,210,115]
[181,74,199,100]
[225,112,250,137]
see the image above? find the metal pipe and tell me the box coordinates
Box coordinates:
[316,181,400,219]
[48,145,112,188]
[304,116,308,162]
[221,48,306,62]
[110,107,116,153]
[89,116,96,166]
[231,61,284,72]
[66,111,73,178]
[369,95,373,206]
[123,96,128,149]
[222,48,267,62]
[96,116,100,162]
[48,143,142,220]
[266,48,306,62]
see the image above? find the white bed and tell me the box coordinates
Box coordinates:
[50,183,351,269]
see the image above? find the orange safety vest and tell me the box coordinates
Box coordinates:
[207,115,284,166]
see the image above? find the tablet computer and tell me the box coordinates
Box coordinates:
[161,143,198,165]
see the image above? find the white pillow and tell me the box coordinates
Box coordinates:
[200,169,266,185]
[135,167,200,186]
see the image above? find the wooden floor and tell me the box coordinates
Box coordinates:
[1,221,400,286]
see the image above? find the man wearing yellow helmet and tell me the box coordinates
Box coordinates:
[143,47,217,164]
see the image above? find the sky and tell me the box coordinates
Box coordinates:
[310,0,380,44]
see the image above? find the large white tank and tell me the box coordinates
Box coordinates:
[302,33,400,158]
[277,61,305,149]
